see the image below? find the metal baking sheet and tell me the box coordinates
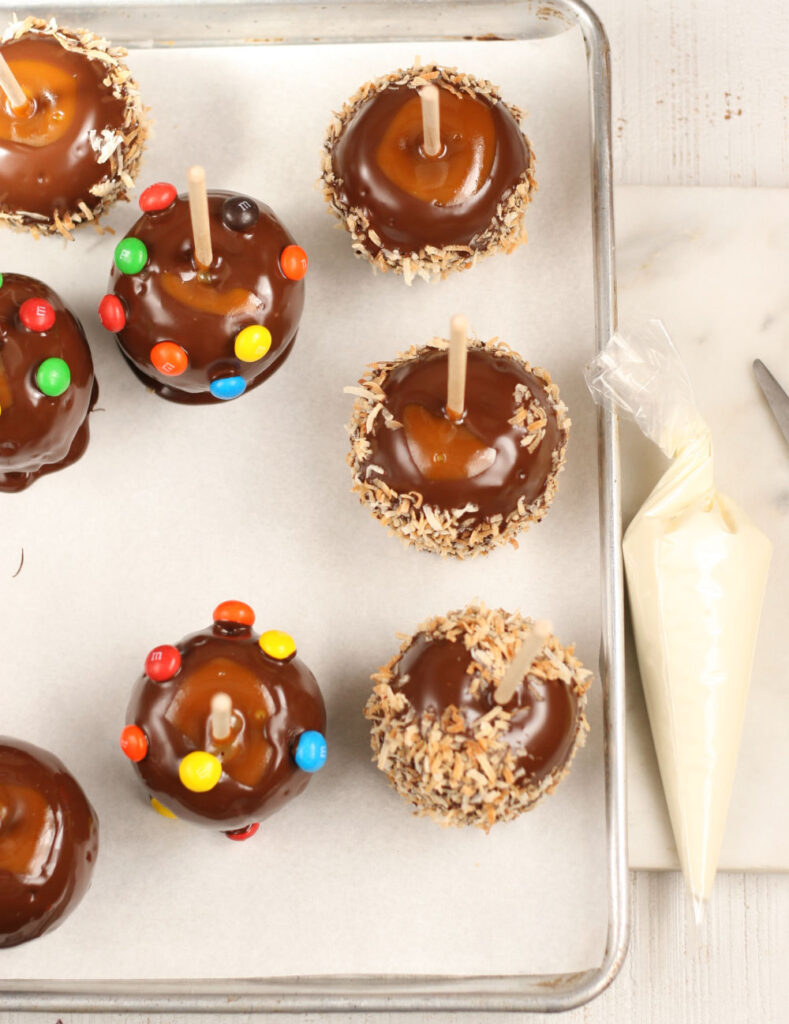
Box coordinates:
[0,0,626,1012]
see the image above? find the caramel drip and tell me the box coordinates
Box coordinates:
[0,59,76,147]
[165,657,271,787]
[159,271,262,318]
[0,354,12,410]
[375,88,496,206]
[402,403,496,480]
[0,783,56,876]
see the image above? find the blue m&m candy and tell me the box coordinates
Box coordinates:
[209,375,246,401]
[294,731,327,773]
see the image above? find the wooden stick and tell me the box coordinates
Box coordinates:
[210,692,233,742]
[0,53,28,112]
[446,314,468,421]
[493,620,552,706]
[187,165,213,269]
[419,84,441,157]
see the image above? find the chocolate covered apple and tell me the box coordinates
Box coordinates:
[346,317,570,557]
[0,273,97,492]
[120,601,327,838]
[0,16,146,238]
[0,738,98,947]
[321,63,536,282]
[98,168,307,403]
[364,604,592,829]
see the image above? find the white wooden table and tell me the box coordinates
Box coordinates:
[2,0,788,1021]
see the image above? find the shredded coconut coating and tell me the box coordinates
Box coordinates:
[0,16,148,239]
[345,336,571,558]
[320,63,537,283]
[364,603,592,829]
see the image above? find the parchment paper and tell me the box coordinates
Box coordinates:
[0,31,608,980]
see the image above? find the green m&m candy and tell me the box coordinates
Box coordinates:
[114,237,148,275]
[36,358,71,397]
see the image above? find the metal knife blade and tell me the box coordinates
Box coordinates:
[753,359,789,447]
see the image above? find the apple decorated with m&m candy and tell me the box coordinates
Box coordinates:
[0,273,97,491]
[120,601,327,839]
[98,177,307,403]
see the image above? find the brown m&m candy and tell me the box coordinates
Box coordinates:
[99,171,307,403]
[120,601,327,838]
[0,273,97,492]
[321,64,536,282]
[0,738,98,947]
[346,323,570,557]
[364,604,592,829]
[0,17,146,238]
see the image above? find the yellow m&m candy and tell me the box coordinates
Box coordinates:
[259,630,296,660]
[234,325,271,362]
[179,751,223,793]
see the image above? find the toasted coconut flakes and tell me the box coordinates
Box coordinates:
[364,603,592,829]
[0,17,148,239]
[345,337,570,559]
[319,63,537,282]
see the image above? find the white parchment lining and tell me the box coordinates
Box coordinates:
[0,33,608,980]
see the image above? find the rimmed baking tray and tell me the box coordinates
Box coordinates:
[0,0,626,1012]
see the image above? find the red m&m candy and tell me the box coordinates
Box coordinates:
[145,644,182,682]
[139,182,177,213]
[98,294,126,332]
[19,298,56,332]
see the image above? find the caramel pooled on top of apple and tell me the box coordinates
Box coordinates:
[0,17,146,238]
[321,64,536,283]
[346,336,570,557]
[364,603,592,829]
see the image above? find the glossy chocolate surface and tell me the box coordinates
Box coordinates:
[0,273,96,492]
[0,35,127,219]
[367,347,560,517]
[109,191,305,404]
[0,738,98,948]
[394,635,579,781]
[331,82,529,252]
[127,622,326,829]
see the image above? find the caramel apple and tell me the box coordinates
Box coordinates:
[120,601,327,838]
[0,738,98,947]
[0,17,146,238]
[346,324,570,557]
[321,64,536,282]
[99,169,307,403]
[0,273,97,492]
[364,604,592,829]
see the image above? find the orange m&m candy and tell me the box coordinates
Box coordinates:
[213,600,255,627]
[151,342,188,376]
[279,245,308,281]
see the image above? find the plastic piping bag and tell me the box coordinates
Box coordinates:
[585,321,771,924]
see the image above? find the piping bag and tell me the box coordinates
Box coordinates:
[585,321,771,924]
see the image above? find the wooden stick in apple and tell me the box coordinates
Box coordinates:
[187,165,213,270]
[493,620,552,705]
[446,313,469,422]
[0,53,28,113]
[210,692,233,742]
[419,83,441,157]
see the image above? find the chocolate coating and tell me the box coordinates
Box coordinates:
[368,346,560,517]
[0,738,98,948]
[395,634,579,782]
[0,273,97,492]
[107,191,305,404]
[331,80,530,254]
[126,621,326,830]
[0,34,128,221]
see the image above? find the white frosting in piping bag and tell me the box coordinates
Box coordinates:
[586,323,772,919]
